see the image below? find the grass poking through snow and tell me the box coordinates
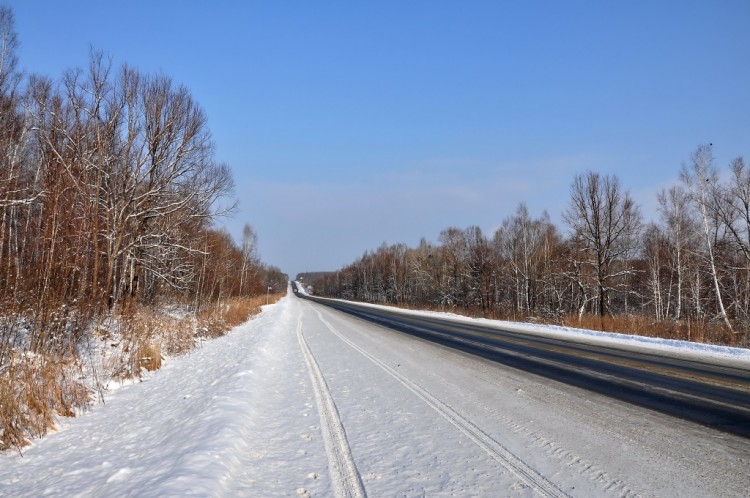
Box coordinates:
[0,293,285,452]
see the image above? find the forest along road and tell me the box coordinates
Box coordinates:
[293,295,750,497]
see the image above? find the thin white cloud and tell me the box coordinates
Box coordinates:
[227,153,605,274]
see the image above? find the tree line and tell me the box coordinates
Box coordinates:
[315,145,750,347]
[0,7,285,358]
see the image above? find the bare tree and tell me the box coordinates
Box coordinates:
[642,223,670,320]
[708,156,750,323]
[463,226,491,313]
[656,185,696,320]
[681,144,732,331]
[0,6,19,98]
[406,238,438,305]
[715,157,750,262]
[493,203,558,315]
[563,171,642,319]
[438,227,469,308]
[0,6,24,295]
[239,223,259,295]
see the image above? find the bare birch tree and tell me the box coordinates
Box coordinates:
[493,203,558,315]
[656,185,696,320]
[680,144,732,331]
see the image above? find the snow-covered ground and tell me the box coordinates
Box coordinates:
[2,288,749,497]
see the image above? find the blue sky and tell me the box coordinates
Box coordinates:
[7,1,750,277]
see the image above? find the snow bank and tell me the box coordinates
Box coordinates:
[0,298,303,496]
[318,298,750,363]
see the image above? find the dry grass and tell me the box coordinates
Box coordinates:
[98,307,165,381]
[160,316,196,357]
[386,302,746,348]
[0,292,286,451]
[560,314,742,346]
[134,342,162,372]
[104,295,286,379]
[196,293,284,338]
[0,355,90,451]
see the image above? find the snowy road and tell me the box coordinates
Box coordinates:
[2,292,749,497]
[309,296,750,438]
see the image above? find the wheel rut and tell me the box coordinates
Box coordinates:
[312,307,569,498]
[297,314,366,498]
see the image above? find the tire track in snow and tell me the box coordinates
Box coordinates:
[312,307,569,498]
[297,315,366,498]
[456,386,639,496]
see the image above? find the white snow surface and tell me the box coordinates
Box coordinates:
[1,294,329,497]
[2,287,749,497]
